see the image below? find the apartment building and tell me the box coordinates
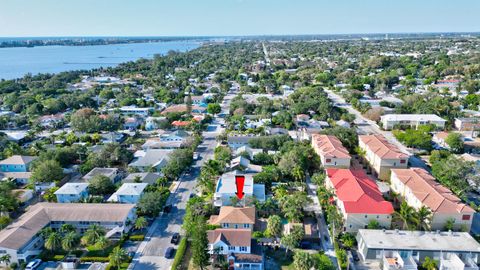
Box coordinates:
[311,134,351,168]
[326,169,394,232]
[380,114,447,130]
[359,134,409,180]
[390,168,475,231]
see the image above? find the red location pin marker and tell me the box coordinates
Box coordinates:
[235,175,245,200]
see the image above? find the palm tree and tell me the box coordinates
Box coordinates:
[44,232,62,251]
[109,246,128,270]
[292,166,305,182]
[134,217,148,230]
[61,231,79,252]
[415,206,432,231]
[60,224,76,234]
[95,236,109,249]
[82,224,105,246]
[0,254,11,266]
[394,201,418,230]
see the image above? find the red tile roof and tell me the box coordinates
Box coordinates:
[359,134,408,159]
[312,134,351,159]
[326,169,394,214]
[171,120,190,127]
[391,168,474,214]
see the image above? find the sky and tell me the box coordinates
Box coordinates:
[0,0,479,37]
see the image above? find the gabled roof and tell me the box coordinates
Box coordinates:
[391,168,474,214]
[209,206,255,225]
[0,155,37,165]
[326,169,394,214]
[207,229,251,247]
[359,134,409,159]
[0,203,134,250]
[312,134,351,159]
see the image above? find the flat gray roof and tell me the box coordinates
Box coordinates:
[358,229,480,253]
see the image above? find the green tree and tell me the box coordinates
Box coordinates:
[134,216,148,230]
[61,231,79,252]
[44,232,62,251]
[207,103,221,115]
[81,224,106,246]
[137,191,167,217]
[444,218,455,231]
[95,236,109,250]
[422,257,438,270]
[70,108,101,132]
[367,219,380,229]
[88,175,115,196]
[293,251,314,270]
[445,133,464,153]
[109,246,129,270]
[394,201,418,230]
[266,215,283,238]
[0,254,11,266]
[31,160,64,184]
[415,206,432,231]
[191,217,209,270]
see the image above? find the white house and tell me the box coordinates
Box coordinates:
[380,114,447,130]
[129,149,173,172]
[214,172,265,207]
[54,183,89,203]
[108,183,148,204]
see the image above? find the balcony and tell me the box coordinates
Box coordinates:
[439,253,479,270]
[382,251,417,270]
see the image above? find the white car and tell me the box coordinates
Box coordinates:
[26,259,42,270]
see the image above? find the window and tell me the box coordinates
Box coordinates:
[326,159,331,163]
[463,215,471,221]
[229,246,235,251]
[240,246,247,252]
[400,160,406,164]
[223,223,229,228]
[234,224,239,229]
[243,224,250,229]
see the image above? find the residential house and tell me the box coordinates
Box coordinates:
[380,114,446,130]
[227,135,259,150]
[326,169,394,232]
[108,183,148,204]
[209,206,255,231]
[161,104,206,115]
[115,106,152,116]
[38,114,64,128]
[214,173,265,207]
[83,167,119,182]
[129,149,173,172]
[432,132,451,149]
[359,134,409,180]
[455,118,480,131]
[207,229,264,270]
[235,146,263,160]
[123,172,161,185]
[54,183,89,203]
[123,117,142,130]
[229,156,262,174]
[0,155,37,184]
[390,168,475,231]
[357,229,480,269]
[0,203,135,265]
[145,116,166,131]
[311,134,351,168]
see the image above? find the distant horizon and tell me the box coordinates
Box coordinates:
[1,31,479,39]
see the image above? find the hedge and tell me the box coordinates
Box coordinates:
[129,234,145,241]
[171,238,187,270]
[80,257,110,263]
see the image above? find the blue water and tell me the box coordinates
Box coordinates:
[0,41,200,80]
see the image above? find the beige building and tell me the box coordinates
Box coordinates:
[380,114,446,130]
[209,206,255,231]
[311,134,351,168]
[359,134,409,180]
[390,168,475,231]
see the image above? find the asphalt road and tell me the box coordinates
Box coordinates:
[129,95,233,270]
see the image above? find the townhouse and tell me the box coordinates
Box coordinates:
[390,168,475,231]
[359,134,409,180]
[325,169,394,232]
[311,134,351,168]
[209,206,255,230]
[357,229,480,270]
[0,203,135,265]
[380,114,446,130]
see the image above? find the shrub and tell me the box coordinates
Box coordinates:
[171,238,188,270]
[129,234,145,241]
[80,256,110,262]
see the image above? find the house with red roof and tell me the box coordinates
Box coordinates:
[311,134,351,168]
[326,169,394,232]
[390,168,475,231]
[171,120,191,128]
[359,134,409,180]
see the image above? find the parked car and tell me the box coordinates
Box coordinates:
[26,259,42,270]
[193,152,199,160]
[164,247,175,258]
[171,232,180,244]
